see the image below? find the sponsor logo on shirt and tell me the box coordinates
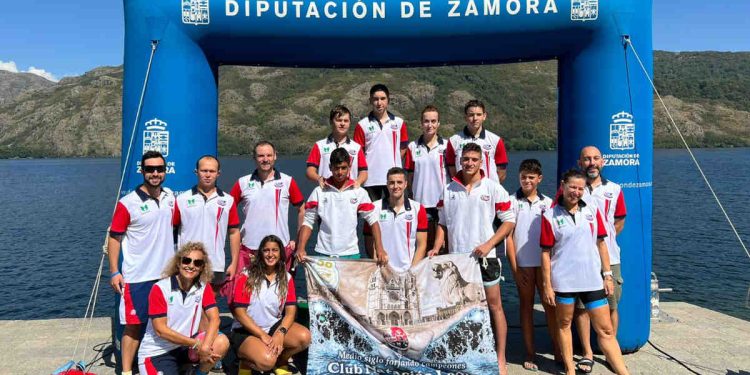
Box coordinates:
[247,181,256,189]
[274,181,284,188]
[604,192,614,198]
[480,194,490,201]
[168,295,175,305]
[415,149,422,157]
[586,214,594,221]
[555,217,566,227]
[323,146,332,153]
[140,204,150,213]
[187,198,197,207]
[350,198,359,204]
[380,212,388,221]
[405,214,414,221]
[217,199,226,207]
[482,144,492,151]
[168,200,174,208]
[348,149,357,156]
[367,125,376,132]
[390,124,399,130]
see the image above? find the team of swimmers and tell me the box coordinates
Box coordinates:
[107,83,630,375]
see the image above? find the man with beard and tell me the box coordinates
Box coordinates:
[108,151,177,375]
[573,146,627,373]
[230,141,305,273]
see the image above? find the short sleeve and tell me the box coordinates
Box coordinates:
[303,189,320,229]
[494,137,508,168]
[494,185,514,223]
[232,274,250,308]
[357,148,368,170]
[229,180,242,205]
[358,190,377,225]
[172,200,182,226]
[228,199,240,228]
[288,178,304,206]
[353,125,366,148]
[399,122,409,145]
[416,204,428,232]
[614,190,627,218]
[306,144,321,168]
[596,209,608,238]
[539,215,556,249]
[445,141,456,167]
[148,285,168,318]
[285,277,297,306]
[202,286,217,311]
[404,146,415,172]
[110,202,130,235]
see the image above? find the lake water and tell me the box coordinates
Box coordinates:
[1,149,748,321]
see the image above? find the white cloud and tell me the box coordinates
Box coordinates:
[0,60,59,82]
[0,60,19,73]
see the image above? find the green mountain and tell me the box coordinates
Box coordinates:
[1,51,748,158]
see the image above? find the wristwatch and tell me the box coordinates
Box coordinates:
[602,270,613,278]
[278,326,288,335]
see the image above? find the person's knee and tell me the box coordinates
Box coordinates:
[299,329,312,348]
[214,334,230,355]
[257,354,276,372]
[557,314,573,328]
[595,321,616,339]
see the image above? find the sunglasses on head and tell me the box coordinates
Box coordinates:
[143,165,166,173]
[181,256,205,267]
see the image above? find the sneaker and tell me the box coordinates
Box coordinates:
[273,364,299,375]
[210,359,224,373]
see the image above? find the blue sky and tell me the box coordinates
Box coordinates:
[1,0,748,81]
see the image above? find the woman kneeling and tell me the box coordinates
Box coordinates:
[231,235,311,375]
[138,242,229,375]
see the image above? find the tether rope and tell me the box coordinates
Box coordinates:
[625,37,750,261]
[69,40,160,369]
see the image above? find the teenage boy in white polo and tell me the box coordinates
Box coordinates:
[364,167,428,272]
[108,150,176,375]
[445,99,509,184]
[296,147,388,265]
[306,105,368,188]
[174,155,241,291]
[429,143,515,375]
[353,84,409,201]
[574,145,627,372]
[230,141,305,269]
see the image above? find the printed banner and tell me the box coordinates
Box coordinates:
[304,254,499,375]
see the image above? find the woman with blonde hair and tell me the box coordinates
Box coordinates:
[137,242,229,375]
[231,234,311,375]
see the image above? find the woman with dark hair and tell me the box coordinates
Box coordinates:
[540,170,629,375]
[137,242,229,375]
[231,235,311,375]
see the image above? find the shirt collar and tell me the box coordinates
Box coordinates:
[555,194,587,208]
[190,186,225,198]
[381,198,412,213]
[324,177,356,191]
[250,169,281,184]
[416,135,445,147]
[452,170,486,188]
[462,126,486,139]
[135,184,163,202]
[367,111,396,124]
[515,188,547,202]
[326,134,351,145]
[170,275,202,292]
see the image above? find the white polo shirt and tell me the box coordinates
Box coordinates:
[353,112,409,187]
[231,272,296,333]
[540,198,608,293]
[583,177,627,265]
[437,172,515,257]
[230,170,304,249]
[139,276,217,359]
[173,187,240,272]
[445,127,508,184]
[306,135,368,180]
[110,186,176,283]
[303,178,378,256]
[509,190,553,268]
[404,136,449,208]
[364,199,428,272]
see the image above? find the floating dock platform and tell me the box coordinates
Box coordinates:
[1,302,747,374]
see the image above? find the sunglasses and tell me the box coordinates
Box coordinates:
[143,165,166,173]
[181,256,205,267]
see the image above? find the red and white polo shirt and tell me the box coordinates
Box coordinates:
[404,136,449,208]
[509,190,554,268]
[306,135,368,180]
[110,186,176,283]
[230,170,304,250]
[364,199,428,272]
[173,187,240,272]
[139,276,217,359]
[231,272,296,333]
[540,198,608,292]
[445,127,508,184]
[353,112,409,187]
[583,177,627,265]
[302,178,377,256]
[437,172,515,257]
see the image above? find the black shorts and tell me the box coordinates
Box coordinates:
[211,272,226,286]
[556,289,608,310]
[478,257,503,287]
[425,207,439,222]
[229,320,282,351]
[139,347,191,375]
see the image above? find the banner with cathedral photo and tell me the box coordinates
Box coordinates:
[303,254,499,375]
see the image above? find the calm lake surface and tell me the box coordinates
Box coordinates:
[1,149,748,321]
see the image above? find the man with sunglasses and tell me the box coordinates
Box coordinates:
[108,150,177,375]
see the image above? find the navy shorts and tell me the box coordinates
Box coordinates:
[119,279,157,325]
[556,289,608,310]
[139,347,191,375]
[478,257,503,287]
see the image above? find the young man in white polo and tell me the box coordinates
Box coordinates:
[574,145,627,373]
[173,155,241,292]
[353,84,409,201]
[230,141,305,271]
[364,167,428,272]
[429,143,515,375]
[296,147,388,265]
[445,99,509,184]
[306,105,368,188]
[108,150,176,375]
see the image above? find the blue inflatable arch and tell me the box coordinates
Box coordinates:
[122,0,653,350]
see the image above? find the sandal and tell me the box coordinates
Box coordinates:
[576,358,595,373]
[522,360,539,372]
